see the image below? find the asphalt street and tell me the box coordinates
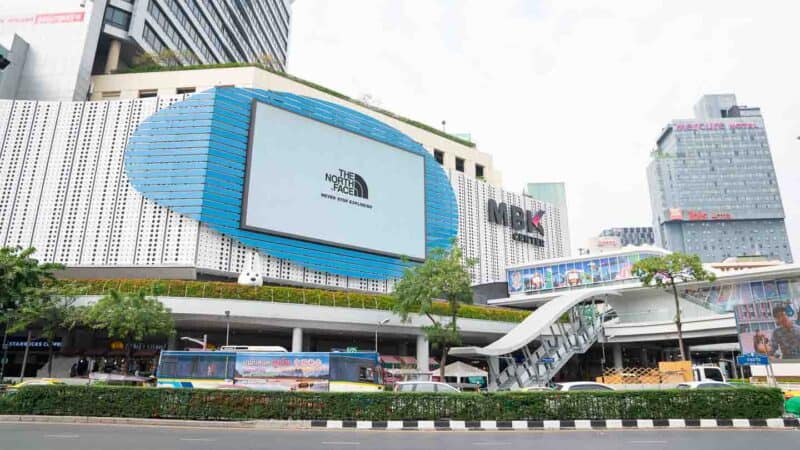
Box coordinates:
[0,423,796,450]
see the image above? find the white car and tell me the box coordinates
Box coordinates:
[520,385,554,392]
[552,382,614,392]
[394,381,460,393]
[676,381,733,389]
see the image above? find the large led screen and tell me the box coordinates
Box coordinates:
[242,101,426,260]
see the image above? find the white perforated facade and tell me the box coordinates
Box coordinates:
[450,172,569,285]
[0,97,569,292]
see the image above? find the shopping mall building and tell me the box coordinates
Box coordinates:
[0,3,796,383]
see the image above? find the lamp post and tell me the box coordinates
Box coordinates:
[224,310,231,346]
[374,318,390,352]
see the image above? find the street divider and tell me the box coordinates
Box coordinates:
[0,385,785,421]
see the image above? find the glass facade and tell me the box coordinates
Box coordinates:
[647,95,792,263]
[599,227,654,246]
[507,250,663,294]
[105,0,291,70]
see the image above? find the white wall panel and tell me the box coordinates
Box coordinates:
[0,98,568,294]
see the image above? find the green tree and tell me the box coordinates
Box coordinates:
[392,245,475,379]
[9,285,84,377]
[0,246,63,379]
[85,290,175,374]
[633,253,716,361]
[0,247,63,319]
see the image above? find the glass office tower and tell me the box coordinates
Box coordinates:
[647,94,792,263]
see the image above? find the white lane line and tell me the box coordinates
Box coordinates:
[179,438,217,442]
[321,442,360,446]
[44,434,80,439]
[630,441,668,444]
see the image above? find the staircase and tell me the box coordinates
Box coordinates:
[495,306,604,390]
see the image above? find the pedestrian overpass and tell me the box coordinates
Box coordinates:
[449,287,621,390]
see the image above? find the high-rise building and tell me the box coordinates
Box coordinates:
[599,227,654,247]
[647,94,792,263]
[524,182,570,255]
[0,0,291,101]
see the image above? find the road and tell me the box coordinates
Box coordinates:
[0,423,796,450]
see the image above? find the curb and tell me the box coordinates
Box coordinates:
[312,418,800,431]
[0,415,308,430]
[1,416,797,431]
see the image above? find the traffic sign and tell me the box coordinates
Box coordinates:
[737,353,769,366]
[541,357,555,364]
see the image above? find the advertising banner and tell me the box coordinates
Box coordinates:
[242,101,426,260]
[234,352,330,391]
[685,279,800,363]
[507,252,651,294]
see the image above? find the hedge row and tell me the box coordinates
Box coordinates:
[61,279,530,323]
[0,386,784,420]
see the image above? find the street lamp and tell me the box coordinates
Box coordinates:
[181,335,207,350]
[374,318,390,352]
[224,310,231,346]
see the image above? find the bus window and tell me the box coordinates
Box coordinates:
[330,355,379,384]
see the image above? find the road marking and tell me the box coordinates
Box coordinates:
[44,434,80,439]
[179,438,217,442]
[630,441,668,444]
[321,442,360,445]
[474,442,510,446]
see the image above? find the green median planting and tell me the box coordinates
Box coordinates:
[0,385,784,421]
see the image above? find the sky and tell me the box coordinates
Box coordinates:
[286,0,799,258]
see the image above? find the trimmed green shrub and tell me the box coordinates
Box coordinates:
[0,386,784,420]
[59,279,530,323]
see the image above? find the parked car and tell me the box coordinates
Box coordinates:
[552,382,614,391]
[520,385,554,392]
[394,381,460,393]
[676,381,733,389]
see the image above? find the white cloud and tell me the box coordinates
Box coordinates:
[288,0,800,259]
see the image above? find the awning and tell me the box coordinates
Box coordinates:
[379,355,401,364]
[443,361,487,378]
[399,356,416,365]
[689,343,741,352]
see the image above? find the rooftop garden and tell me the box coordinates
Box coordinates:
[61,279,529,324]
[113,61,476,149]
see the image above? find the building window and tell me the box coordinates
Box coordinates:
[176,87,196,95]
[455,157,465,172]
[102,91,121,99]
[475,164,484,179]
[104,6,132,30]
[139,89,158,99]
[434,150,444,165]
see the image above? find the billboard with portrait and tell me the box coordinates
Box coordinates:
[684,279,800,363]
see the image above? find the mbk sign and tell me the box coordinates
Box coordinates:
[487,199,545,247]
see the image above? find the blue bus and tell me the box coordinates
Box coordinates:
[156,350,383,392]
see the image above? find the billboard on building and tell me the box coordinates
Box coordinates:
[685,279,800,362]
[506,251,661,294]
[242,101,427,260]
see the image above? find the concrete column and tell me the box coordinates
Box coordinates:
[291,328,303,353]
[104,39,121,74]
[167,334,176,351]
[612,343,623,369]
[416,335,429,372]
[488,356,500,390]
